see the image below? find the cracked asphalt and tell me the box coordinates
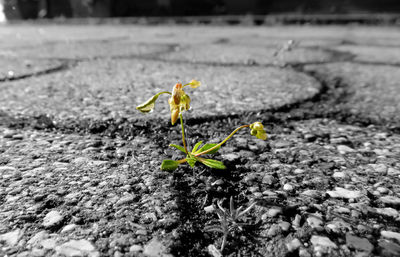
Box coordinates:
[0,24,400,257]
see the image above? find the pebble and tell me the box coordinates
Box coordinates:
[375,208,399,218]
[0,229,22,247]
[267,224,281,237]
[381,231,400,244]
[346,233,373,253]
[43,210,63,228]
[283,183,294,192]
[378,240,400,257]
[262,174,277,185]
[327,187,362,199]
[279,221,291,232]
[41,238,57,249]
[310,235,338,254]
[267,207,282,218]
[368,164,388,175]
[286,238,302,252]
[27,231,49,247]
[332,171,347,179]
[143,238,172,257]
[55,239,99,257]
[61,224,78,233]
[337,145,355,154]
[307,215,324,231]
[115,194,136,206]
[379,196,400,207]
[203,205,215,213]
[301,190,321,198]
[220,153,240,162]
[208,244,222,257]
[129,245,143,253]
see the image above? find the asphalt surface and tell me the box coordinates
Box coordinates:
[0,24,400,257]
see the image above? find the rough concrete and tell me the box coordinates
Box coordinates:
[0,23,400,257]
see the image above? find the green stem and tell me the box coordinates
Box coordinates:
[194,124,250,157]
[180,113,189,154]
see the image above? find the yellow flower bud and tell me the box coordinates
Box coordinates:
[250,122,267,140]
[188,79,201,88]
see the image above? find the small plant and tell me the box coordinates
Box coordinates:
[136,80,267,171]
[205,197,257,252]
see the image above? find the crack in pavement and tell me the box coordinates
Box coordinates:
[1,42,399,135]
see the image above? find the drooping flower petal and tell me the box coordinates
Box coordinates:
[136,91,170,113]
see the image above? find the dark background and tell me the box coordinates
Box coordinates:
[3,0,400,20]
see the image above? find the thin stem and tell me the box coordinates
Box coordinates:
[194,125,250,157]
[180,113,189,154]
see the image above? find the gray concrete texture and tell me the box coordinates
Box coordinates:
[0,24,400,128]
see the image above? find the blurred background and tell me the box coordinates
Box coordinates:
[1,0,400,21]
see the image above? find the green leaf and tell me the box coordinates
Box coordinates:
[136,91,170,113]
[186,157,197,168]
[195,143,220,155]
[191,141,203,153]
[198,158,226,170]
[169,144,186,153]
[186,153,197,168]
[161,160,180,171]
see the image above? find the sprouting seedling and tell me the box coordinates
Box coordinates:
[136,80,267,171]
[205,197,257,252]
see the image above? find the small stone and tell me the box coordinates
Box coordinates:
[208,244,222,257]
[327,187,362,199]
[388,168,400,175]
[221,153,240,162]
[379,196,400,207]
[267,207,282,217]
[279,221,291,232]
[27,231,49,246]
[368,164,388,175]
[143,238,172,257]
[43,210,63,228]
[294,168,305,174]
[378,240,400,257]
[337,145,355,154]
[115,194,136,206]
[286,238,302,252]
[61,224,78,233]
[0,229,22,247]
[335,207,351,214]
[203,205,214,213]
[267,224,281,237]
[381,231,400,244]
[12,134,24,140]
[41,238,57,249]
[307,215,324,231]
[311,236,338,253]
[301,190,321,198]
[346,233,373,253]
[375,208,399,218]
[283,183,294,192]
[376,187,389,194]
[129,245,143,252]
[333,172,347,179]
[55,239,99,257]
[262,175,276,185]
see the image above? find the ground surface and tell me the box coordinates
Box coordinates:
[0,24,400,257]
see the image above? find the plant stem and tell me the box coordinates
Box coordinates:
[180,113,189,154]
[195,124,250,157]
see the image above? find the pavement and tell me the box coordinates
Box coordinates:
[0,23,400,257]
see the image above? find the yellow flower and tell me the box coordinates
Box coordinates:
[136,80,200,125]
[250,122,267,140]
[168,83,192,125]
